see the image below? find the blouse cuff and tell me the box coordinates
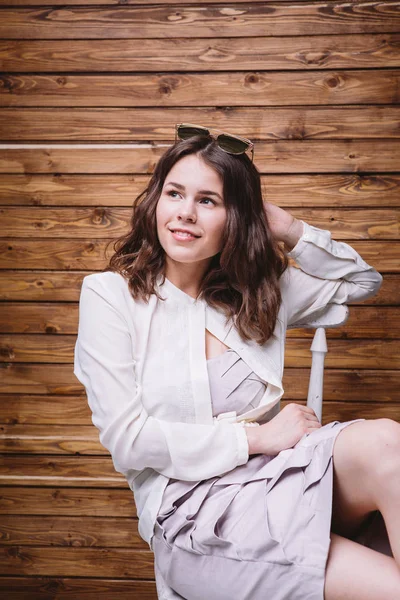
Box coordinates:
[232,423,250,465]
[287,221,312,260]
[287,221,371,271]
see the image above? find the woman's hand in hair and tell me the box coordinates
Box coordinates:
[263,202,303,251]
[245,403,322,456]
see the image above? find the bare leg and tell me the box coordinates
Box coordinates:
[324,533,400,600]
[330,418,400,565]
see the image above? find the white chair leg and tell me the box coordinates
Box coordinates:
[307,328,328,423]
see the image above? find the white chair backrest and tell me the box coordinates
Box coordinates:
[288,304,349,422]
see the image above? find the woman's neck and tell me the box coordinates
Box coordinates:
[164,259,210,299]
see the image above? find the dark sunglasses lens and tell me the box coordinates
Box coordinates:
[178,125,209,140]
[217,134,249,154]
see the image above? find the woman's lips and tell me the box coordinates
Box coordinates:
[170,230,199,242]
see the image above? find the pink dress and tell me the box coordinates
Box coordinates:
[152,349,391,600]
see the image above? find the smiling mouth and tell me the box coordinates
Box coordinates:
[170,229,200,240]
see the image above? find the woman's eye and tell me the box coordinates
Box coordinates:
[167,190,180,198]
[200,197,215,206]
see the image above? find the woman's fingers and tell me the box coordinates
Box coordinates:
[301,408,321,427]
[304,412,320,422]
[308,420,322,429]
[301,405,318,415]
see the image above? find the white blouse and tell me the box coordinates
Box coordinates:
[74,221,382,549]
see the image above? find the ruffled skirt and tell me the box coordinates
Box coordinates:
[152,419,392,600]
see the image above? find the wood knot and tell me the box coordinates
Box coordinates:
[45,324,58,334]
[325,76,339,88]
[245,73,259,85]
[0,76,14,92]
[92,207,108,225]
[0,346,15,359]
[7,547,20,558]
[160,84,171,96]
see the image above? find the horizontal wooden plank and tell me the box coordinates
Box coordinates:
[0,456,126,487]
[2,3,399,39]
[1,399,400,453]
[0,240,396,272]
[3,107,400,141]
[0,174,150,207]
[0,335,75,363]
[2,71,399,108]
[2,35,400,72]
[1,363,399,401]
[0,487,137,517]
[1,174,400,208]
[290,306,400,339]
[0,271,398,304]
[2,207,398,239]
[2,304,399,338]
[0,515,145,548]
[0,303,79,334]
[0,546,155,578]
[1,141,399,174]
[0,578,157,600]
[0,395,91,425]
[0,424,105,455]
[1,335,399,368]
[0,396,399,428]
[283,369,400,402]
[0,239,113,271]
[0,363,84,395]
[0,400,400,462]
[261,174,400,209]
[0,271,85,302]
[285,339,400,369]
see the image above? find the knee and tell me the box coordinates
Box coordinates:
[370,418,400,475]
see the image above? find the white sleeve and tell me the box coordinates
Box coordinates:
[282,221,383,326]
[74,276,249,482]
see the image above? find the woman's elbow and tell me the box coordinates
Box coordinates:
[354,270,383,302]
[368,270,383,296]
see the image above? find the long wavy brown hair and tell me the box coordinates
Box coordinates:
[105,135,288,344]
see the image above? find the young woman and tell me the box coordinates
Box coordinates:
[74,125,400,600]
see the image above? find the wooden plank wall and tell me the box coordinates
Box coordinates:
[0,0,399,597]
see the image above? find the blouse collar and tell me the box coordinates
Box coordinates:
[156,273,198,305]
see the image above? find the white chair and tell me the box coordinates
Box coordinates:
[292,305,392,558]
[289,303,350,422]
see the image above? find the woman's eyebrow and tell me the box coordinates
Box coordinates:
[165,181,222,200]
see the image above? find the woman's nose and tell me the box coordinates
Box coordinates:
[177,199,196,222]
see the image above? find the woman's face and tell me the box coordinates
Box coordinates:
[156,154,227,273]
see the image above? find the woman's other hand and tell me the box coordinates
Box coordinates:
[245,403,322,456]
[263,202,304,251]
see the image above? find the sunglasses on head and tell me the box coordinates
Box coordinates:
[175,123,254,162]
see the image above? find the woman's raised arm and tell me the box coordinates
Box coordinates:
[263,203,383,326]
